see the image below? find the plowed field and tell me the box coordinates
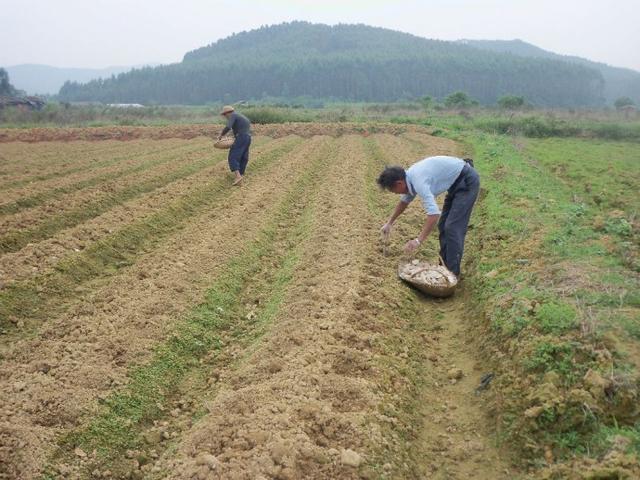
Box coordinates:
[0,127,518,480]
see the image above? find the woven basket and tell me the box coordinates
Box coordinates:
[398,260,458,298]
[214,136,234,149]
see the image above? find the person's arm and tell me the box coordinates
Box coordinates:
[404,214,439,253]
[381,200,409,237]
[219,114,236,139]
[404,187,440,253]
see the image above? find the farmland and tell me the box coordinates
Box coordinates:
[0,122,639,480]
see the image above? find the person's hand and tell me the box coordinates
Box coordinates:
[380,222,392,239]
[404,238,421,254]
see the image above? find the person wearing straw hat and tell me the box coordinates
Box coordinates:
[377,156,479,278]
[218,105,252,186]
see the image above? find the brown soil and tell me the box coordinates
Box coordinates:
[0,130,523,480]
[0,140,139,180]
[0,122,433,143]
[0,140,190,205]
[150,135,376,480]
[0,142,211,233]
[0,136,329,479]
[0,137,282,284]
[409,300,515,479]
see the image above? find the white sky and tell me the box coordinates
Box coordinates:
[2,0,639,71]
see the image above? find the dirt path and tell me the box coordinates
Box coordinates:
[408,300,516,479]
[368,134,520,479]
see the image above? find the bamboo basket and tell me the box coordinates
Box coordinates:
[214,136,234,149]
[398,259,458,298]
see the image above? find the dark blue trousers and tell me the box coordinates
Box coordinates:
[228,133,251,175]
[438,164,480,276]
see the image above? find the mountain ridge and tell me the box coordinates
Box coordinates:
[55,22,613,106]
[5,63,160,96]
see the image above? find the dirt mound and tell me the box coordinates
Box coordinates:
[0,122,432,143]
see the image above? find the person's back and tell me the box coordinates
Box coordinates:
[225,111,251,136]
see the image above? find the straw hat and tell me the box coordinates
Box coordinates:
[220,105,235,115]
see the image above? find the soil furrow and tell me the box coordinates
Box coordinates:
[0,140,138,172]
[0,138,272,285]
[366,134,516,479]
[0,137,299,335]
[0,139,201,209]
[133,135,381,480]
[0,140,165,189]
[0,143,226,253]
[41,136,339,479]
[0,136,327,480]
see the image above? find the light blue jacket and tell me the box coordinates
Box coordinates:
[401,156,465,215]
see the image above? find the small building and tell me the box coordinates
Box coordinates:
[107,103,145,108]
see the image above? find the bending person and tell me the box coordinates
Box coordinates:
[377,156,479,278]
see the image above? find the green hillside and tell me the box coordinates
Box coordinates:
[58,22,605,107]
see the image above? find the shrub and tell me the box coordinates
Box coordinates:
[444,91,477,108]
[614,96,635,109]
[242,107,310,124]
[498,95,526,110]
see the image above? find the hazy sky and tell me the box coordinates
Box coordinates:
[2,0,639,71]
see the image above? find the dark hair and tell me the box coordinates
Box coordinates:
[377,166,406,190]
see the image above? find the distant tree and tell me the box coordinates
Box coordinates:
[614,96,635,109]
[498,95,526,109]
[420,95,433,110]
[444,91,477,108]
[0,68,18,96]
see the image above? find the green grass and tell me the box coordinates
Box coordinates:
[535,301,578,334]
[416,120,640,469]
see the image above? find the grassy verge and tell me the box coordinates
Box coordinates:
[428,127,640,475]
[43,139,335,479]
[0,138,300,334]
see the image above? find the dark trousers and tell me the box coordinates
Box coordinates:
[438,164,480,276]
[228,133,251,175]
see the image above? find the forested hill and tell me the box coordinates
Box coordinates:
[58,22,605,106]
[461,39,640,105]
